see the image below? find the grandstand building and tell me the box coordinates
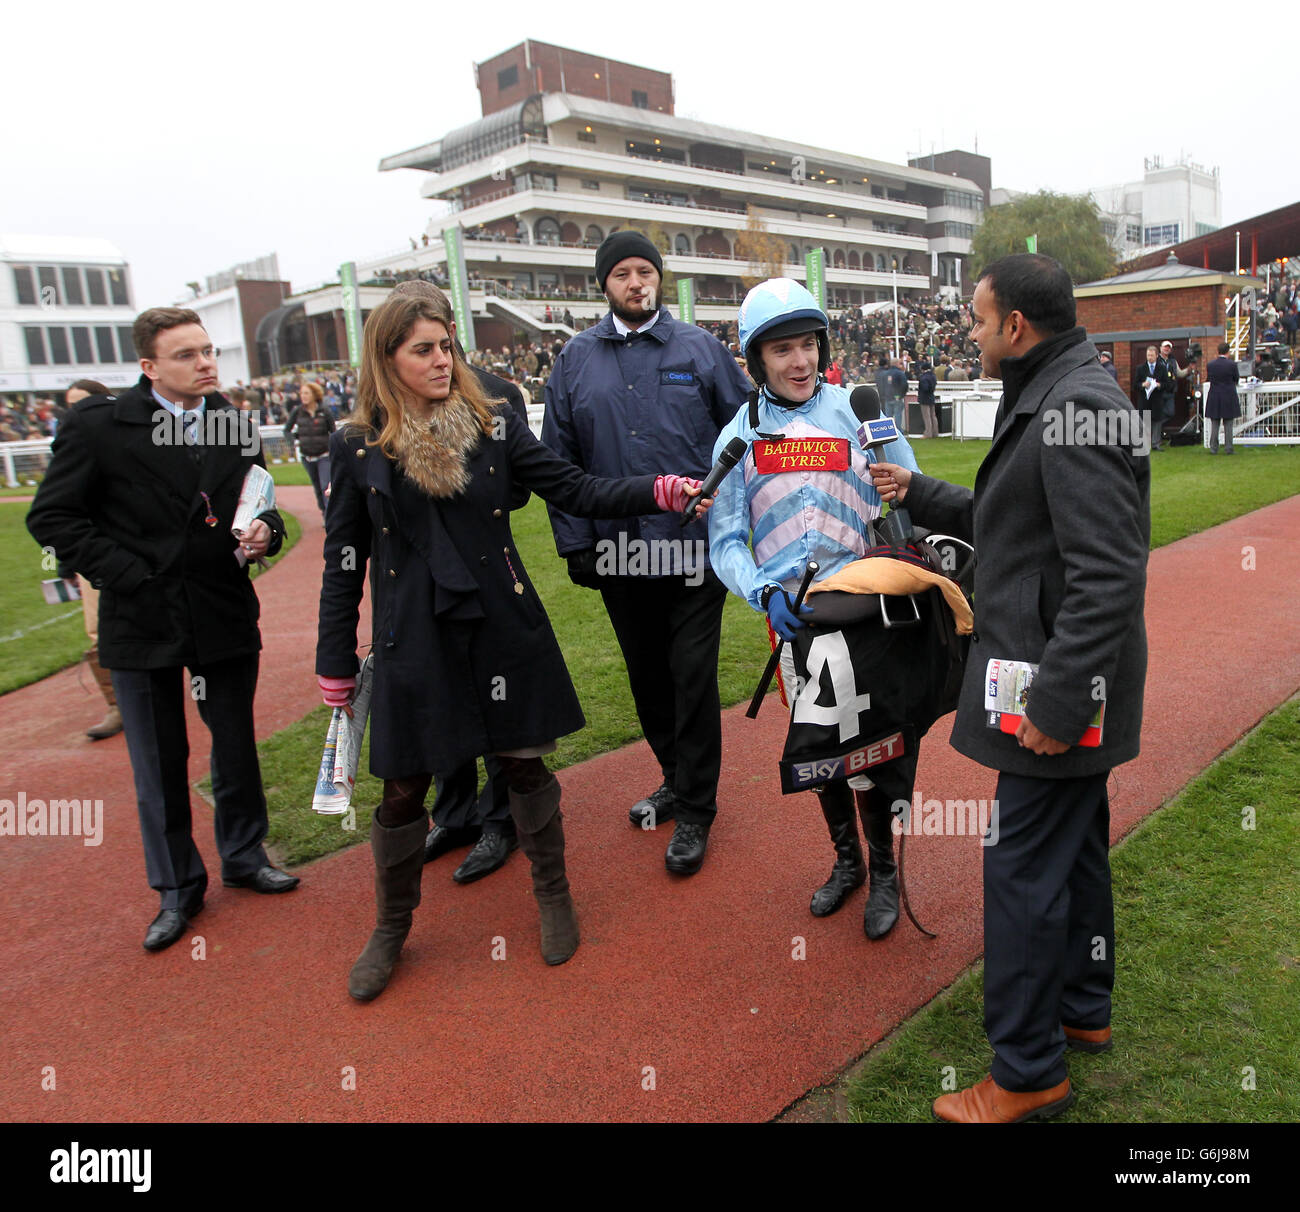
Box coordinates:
[1,234,138,401]
[312,40,986,348]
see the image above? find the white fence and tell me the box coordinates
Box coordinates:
[1203,380,1300,446]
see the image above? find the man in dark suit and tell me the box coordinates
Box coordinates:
[1205,341,1241,455]
[1133,344,1169,448]
[28,307,297,952]
[870,255,1149,1122]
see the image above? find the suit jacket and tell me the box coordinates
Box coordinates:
[1133,358,1170,406]
[1205,356,1241,419]
[904,332,1150,778]
[27,375,284,670]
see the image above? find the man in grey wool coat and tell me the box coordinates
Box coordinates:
[870,253,1149,1123]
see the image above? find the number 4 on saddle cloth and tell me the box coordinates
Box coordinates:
[778,533,975,797]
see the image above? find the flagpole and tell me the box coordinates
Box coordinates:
[892,270,900,361]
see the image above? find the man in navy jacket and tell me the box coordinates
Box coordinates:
[542,231,751,875]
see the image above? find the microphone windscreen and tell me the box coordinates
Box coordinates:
[850,386,881,422]
[719,436,748,468]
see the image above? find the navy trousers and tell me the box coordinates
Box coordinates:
[598,571,727,824]
[984,770,1114,1092]
[112,654,270,910]
[430,756,513,834]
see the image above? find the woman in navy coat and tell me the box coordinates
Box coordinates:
[1205,342,1241,455]
[316,291,706,999]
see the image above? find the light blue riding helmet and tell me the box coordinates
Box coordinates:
[737,278,830,385]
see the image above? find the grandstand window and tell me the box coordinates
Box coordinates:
[626,140,686,164]
[12,266,36,305]
[632,90,649,109]
[497,65,519,92]
[512,272,534,292]
[675,233,691,255]
[943,190,983,213]
[534,217,562,245]
[1126,223,1141,243]
[577,128,597,143]
[47,327,71,365]
[1143,223,1179,246]
[582,179,600,190]
[85,267,107,305]
[72,326,93,363]
[627,184,688,207]
[1195,222,1217,237]
[583,224,604,246]
[95,326,115,362]
[24,327,46,364]
[62,267,85,306]
[790,244,800,262]
[943,222,975,239]
[38,266,60,305]
[1100,219,1117,238]
[108,268,129,306]
[116,326,135,361]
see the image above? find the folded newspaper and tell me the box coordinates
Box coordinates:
[232,464,275,569]
[311,655,375,815]
[985,657,1103,747]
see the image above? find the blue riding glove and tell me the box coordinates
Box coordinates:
[767,589,814,642]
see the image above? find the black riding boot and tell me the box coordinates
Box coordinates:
[856,788,899,939]
[810,782,867,917]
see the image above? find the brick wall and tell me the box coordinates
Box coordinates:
[477,41,673,116]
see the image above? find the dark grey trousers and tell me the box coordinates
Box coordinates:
[112,654,270,909]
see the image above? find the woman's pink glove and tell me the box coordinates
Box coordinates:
[318,675,355,708]
[653,474,708,514]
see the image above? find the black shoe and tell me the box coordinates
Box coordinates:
[665,821,710,875]
[222,865,300,893]
[423,823,482,864]
[143,897,202,952]
[629,783,676,829]
[452,830,517,884]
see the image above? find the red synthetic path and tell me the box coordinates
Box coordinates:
[2,486,1298,1123]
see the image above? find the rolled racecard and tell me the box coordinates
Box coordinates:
[231,464,275,568]
[311,655,375,815]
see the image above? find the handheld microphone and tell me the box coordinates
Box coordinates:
[849,385,899,457]
[682,436,748,525]
[850,388,913,544]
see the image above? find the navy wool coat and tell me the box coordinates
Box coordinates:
[316,406,659,778]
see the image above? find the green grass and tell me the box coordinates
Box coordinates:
[0,504,300,694]
[245,439,1300,865]
[843,696,1300,1123]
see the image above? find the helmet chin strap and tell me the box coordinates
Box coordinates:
[749,376,824,435]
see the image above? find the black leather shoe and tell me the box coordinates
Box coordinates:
[423,823,481,864]
[222,865,300,893]
[664,821,710,875]
[452,830,517,884]
[143,901,201,952]
[629,783,677,828]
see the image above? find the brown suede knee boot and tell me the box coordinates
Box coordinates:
[348,815,428,1001]
[508,777,579,966]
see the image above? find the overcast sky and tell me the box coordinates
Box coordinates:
[4,0,1289,307]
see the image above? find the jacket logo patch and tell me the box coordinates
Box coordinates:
[753,437,849,473]
[660,370,696,385]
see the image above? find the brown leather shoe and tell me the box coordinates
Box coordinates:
[933,1075,1074,1123]
[1063,1023,1113,1053]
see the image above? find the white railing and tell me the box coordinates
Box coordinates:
[1202,380,1300,446]
[2,425,311,487]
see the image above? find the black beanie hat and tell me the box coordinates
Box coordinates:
[594,230,664,292]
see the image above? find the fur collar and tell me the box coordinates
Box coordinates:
[392,394,483,498]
